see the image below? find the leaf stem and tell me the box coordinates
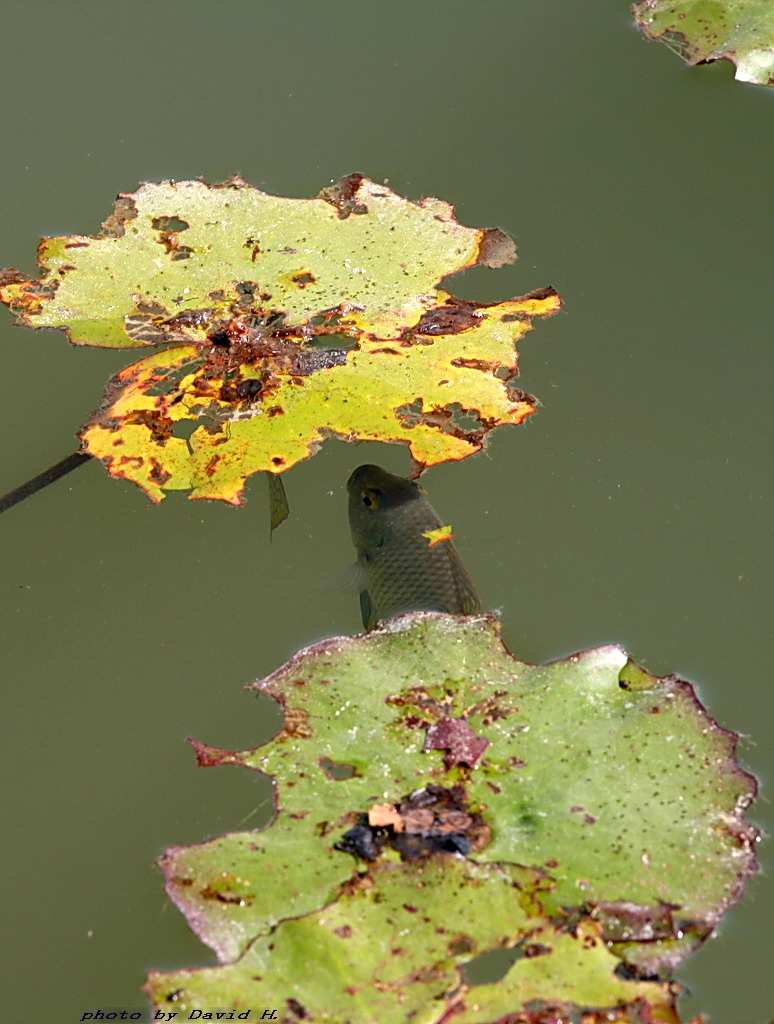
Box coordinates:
[0,451,91,513]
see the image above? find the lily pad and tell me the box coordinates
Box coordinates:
[146,859,682,1024]
[0,175,559,503]
[148,612,758,1020]
[633,0,774,86]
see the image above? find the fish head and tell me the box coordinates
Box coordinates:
[347,464,423,552]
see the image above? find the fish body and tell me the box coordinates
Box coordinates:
[347,464,481,629]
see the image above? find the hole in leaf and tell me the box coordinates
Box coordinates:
[290,271,315,288]
[151,216,190,232]
[144,357,203,397]
[395,399,423,428]
[395,400,484,437]
[171,421,197,441]
[461,946,525,985]
[444,402,484,433]
[464,940,553,985]
[319,757,358,780]
[305,332,358,351]
[308,308,347,329]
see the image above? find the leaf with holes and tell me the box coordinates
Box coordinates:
[147,612,758,1020]
[0,175,559,503]
[633,0,774,87]
[146,858,683,1024]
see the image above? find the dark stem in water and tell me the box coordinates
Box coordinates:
[0,451,91,513]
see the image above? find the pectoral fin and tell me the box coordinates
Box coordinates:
[332,558,369,594]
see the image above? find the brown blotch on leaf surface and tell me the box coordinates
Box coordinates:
[291,271,316,288]
[124,408,174,444]
[411,298,484,336]
[188,739,242,768]
[285,997,310,1020]
[425,716,490,769]
[279,707,313,740]
[319,172,368,219]
[148,460,172,486]
[100,195,139,238]
[199,883,253,907]
[476,227,517,269]
[0,268,29,288]
[593,899,681,944]
[451,356,500,374]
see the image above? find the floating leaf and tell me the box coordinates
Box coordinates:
[147,613,758,1019]
[633,0,774,86]
[146,859,682,1024]
[0,176,559,503]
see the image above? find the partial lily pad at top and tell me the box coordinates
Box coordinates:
[0,175,559,503]
[150,613,758,1020]
[146,859,683,1024]
[633,0,774,86]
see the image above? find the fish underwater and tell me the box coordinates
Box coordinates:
[347,464,482,630]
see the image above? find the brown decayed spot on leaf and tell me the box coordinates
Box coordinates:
[284,997,310,1021]
[476,226,518,268]
[188,739,243,768]
[318,172,368,218]
[451,356,500,373]
[100,195,139,238]
[593,899,681,945]
[411,298,484,336]
[425,716,490,769]
[124,408,174,443]
[200,874,254,906]
[278,707,313,740]
[148,460,172,486]
[291,271,316,288]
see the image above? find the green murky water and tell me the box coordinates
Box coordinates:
[1,3,771,1021]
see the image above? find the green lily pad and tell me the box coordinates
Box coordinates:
[0,175,559,503]
[148,613,758,1019]
[633,0,774,86]
[146,859,681,1024]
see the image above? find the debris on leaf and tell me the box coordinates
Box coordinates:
[335,783,491,861]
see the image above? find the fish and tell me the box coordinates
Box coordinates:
[347,464,482,629]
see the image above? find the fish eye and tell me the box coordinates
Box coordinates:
[361,488,381,510]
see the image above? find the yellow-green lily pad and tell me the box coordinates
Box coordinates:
[0,175,559,503]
